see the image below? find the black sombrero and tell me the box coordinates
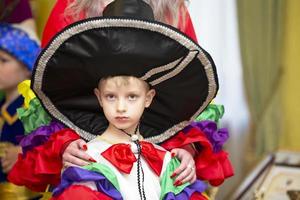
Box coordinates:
[32,0,219,143]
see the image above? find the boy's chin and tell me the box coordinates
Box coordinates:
[113,123,136,132]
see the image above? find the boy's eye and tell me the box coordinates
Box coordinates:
[128,94,138,101]
[105,94,116,100]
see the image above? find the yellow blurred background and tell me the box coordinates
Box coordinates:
[29,0,55,37]
[280,0,300,151]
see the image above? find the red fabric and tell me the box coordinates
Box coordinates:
[51,185,113,200]
[140,141,166,176]
[195,150,234,186]
[41,0,69,48]
[101,141,166,176]
[161,127,234,186]
[41,1,198,48]
[178,6,198,43]
[41,0,85,48]
[8,129,80,191]
[190,192,209,200]
[101,143,137,174]
[161,127,213,153]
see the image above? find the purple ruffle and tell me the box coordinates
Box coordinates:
[164,180,207,200]
[183,120,229,153]
[53,167,122,200]
[19,121,65,154]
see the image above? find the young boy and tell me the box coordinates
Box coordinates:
[0,23,40,182]
[50,76,208,199]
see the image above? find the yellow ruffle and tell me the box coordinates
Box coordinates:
[18,80,36,109]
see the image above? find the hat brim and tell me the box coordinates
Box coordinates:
[32,17,218,143]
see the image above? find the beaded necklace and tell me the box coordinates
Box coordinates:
[119,124,147,200]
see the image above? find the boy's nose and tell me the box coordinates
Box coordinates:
[116,99,127,112]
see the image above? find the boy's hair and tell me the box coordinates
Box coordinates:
[98,76,151,91]
[0,23,40,71]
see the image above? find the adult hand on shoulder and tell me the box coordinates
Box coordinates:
[1,145,22,173]
[62,139,96,168]
[170,148,196,186]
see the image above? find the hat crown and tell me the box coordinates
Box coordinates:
[103,0,154,20]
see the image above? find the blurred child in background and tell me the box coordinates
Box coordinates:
[0,22,40,182]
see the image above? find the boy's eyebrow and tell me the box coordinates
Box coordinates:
[126,90,143,93]
[101,88,144,94]
[101,90,116,93]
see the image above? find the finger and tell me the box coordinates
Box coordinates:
[179,170,196,184]
[190,175,197,184]
[170,149,178,158]
[171,148,190,159]
[63,154,90,166]
[77,139,88,151]
[174,166,194,184]
[171,158,192,176]
[69,148,92,162]
[63,161,81,169]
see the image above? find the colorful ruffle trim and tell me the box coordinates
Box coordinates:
[183,121,229,153]
[19,121,65,154]
[51,185,114,200]
[17,98,52,134]
[161,123,234,186]
[195,104,224,124]
[160,157,207,199]
[17,80,52,134]
[18,80,36,108]
[53,166,122,199]
[16,80,66,153]
[51,185,208,200]
[52,162,208,200]
[8,129,80,192]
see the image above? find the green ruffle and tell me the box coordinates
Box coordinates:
[160,157,190,200]
[17,98,51,134]
[195,104,224,123]
[83,163,120,191]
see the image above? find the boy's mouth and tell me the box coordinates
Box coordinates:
[115,116,129,121]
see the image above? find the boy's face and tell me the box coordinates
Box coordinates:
[94,77,155,132]
[0,50,30,92]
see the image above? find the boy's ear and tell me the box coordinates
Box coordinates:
[94,88,103,107]
[145,89,156,108]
